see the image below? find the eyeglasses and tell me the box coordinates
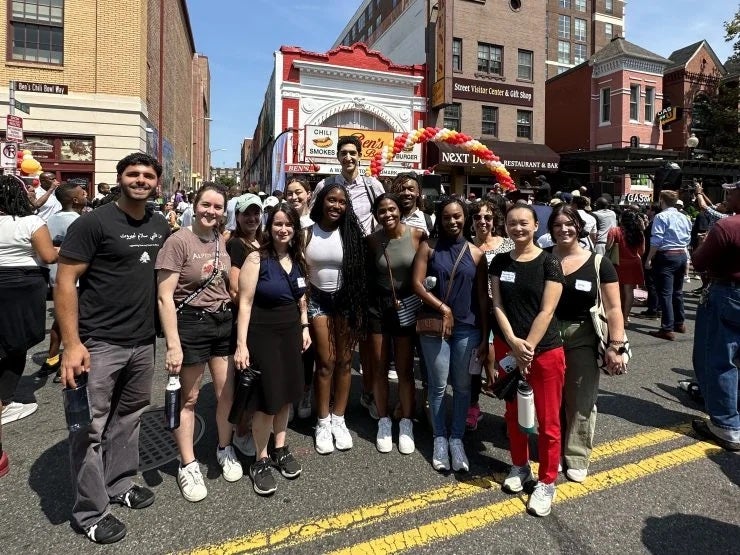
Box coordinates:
[473,214,493,222]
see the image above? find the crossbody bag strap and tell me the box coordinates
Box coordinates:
[593,253,603,308]
[442,242,469,304]
[381,242,399,307]
[176,231,221,313]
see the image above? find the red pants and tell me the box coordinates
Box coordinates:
[495,337,565,484]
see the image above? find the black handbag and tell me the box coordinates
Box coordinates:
[491,367,522,402]
[227,365,261,424]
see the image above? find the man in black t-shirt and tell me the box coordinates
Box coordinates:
[55,153,169,544]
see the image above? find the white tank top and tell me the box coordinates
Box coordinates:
[306,224,343,292]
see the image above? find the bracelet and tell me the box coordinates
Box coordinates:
[438,301,445,311]
[608,340,625,345]
[301,323,310,328]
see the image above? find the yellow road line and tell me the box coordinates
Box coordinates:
[327,441,722,555]
[182,423,696,555]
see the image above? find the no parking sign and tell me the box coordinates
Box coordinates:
[1,142,18,169]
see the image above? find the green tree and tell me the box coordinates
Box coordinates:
[214,175,237,189]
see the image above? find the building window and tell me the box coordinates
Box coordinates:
[557,41,570,64]
[605,22,613,39]
[644,87,655,122]
[600,88,611,123]
[575,0,586,11]
[558,0,570,7]
[9,0,64,64]
[452,38,462,71]
[516,110,532,139]
[477,43,503,75]
[444,103,461,131]
[518,49,533,80]
[630,84,640,121]
[605,0,613,14]
[482,106,498,136]
[574,18,586,41]
[558,15,571,39]
[574,43,587,64]
[557,66,568,75]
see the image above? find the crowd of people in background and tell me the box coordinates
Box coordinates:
[0,143,737,545]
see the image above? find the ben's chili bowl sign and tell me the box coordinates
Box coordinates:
[304,126,421,166]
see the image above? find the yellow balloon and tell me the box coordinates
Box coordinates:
[21,158,41,174]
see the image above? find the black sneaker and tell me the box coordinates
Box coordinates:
[250,457,277,496]
[110,484,155,509]
[38,359,61,378]
[271,446,302,479]
[76,514,127,544]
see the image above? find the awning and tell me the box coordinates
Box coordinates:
[433,141,560,172]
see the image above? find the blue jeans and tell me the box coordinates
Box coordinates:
[692,284,740,442]
[653,251,687,331]
[420,323,480,440]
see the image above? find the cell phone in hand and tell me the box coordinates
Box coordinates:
[498,354,517,374]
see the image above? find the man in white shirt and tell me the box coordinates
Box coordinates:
[572,196,597,251]
[391,171,431,236]
[32,172,62,221]
[93,183,110,202]
[223,185,241,239]
[592,196,618,255]
[310,136,385,236]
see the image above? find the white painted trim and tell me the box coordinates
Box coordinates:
[274,50,284,137]
[293,60,423,87]
[594,13,624,26]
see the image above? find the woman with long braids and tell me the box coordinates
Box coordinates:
[225,193,263,456]
[606,210,645,322]
[412,196,488,473]
[306,182,368,454]
[366,193,426,454]
[467,199,514,429]
[234,203,311,496]
[0,175,57,477]
[284,177,315,419]
[489,204,565,517]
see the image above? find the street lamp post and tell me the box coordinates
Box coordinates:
[686,133,699,159]
[208,148,227,181]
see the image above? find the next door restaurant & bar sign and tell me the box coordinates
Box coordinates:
[452,78,533,107]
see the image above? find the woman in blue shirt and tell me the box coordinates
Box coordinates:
[234,203,311,496]
[412,197,488,473]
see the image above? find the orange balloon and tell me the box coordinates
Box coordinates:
[21,158,41,174]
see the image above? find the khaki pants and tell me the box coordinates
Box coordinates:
[559,320,600,470]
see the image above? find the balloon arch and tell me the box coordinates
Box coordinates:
[365,127,516,191]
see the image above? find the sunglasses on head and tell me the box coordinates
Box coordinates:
[473,214,493,222]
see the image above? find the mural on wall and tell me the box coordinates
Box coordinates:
[162,138,175,193]
[147,128,159,160]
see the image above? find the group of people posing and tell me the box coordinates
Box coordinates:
[13,138,736,547]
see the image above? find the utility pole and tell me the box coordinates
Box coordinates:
[9,80,15,116]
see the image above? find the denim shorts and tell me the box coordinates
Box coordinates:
[307,289,337,319]
[177,304,233,365]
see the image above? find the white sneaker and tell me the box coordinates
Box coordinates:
[315,420,334,454]
[432,436,450,471]
[178,461,207,502]
[216,445,243,482]
[398,418,415,455]
[449,438,469,472]
[1,401,38,425]
[376,417,392,453]
[297,389,312,419]
[565,467,588,483]
[527,481,556,517]
[232,433,256,457]
[388,363,398,381]
[503,464,535,493]
[331,415,353,450]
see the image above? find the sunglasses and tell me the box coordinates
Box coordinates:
[473,214,494,222]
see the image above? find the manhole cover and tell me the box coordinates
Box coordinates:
[138,409,204,472]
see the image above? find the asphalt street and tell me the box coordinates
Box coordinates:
[0,281,738,555]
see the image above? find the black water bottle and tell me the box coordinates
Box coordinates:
[228,367,260,424]
[63,373,92,433]
[164,375,181,431]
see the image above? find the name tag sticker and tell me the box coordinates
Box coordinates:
[297,277,306,288]
[500,271,516,283]
[575,279,592,292]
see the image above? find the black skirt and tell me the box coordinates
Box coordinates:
[0,267,48,360]
[247,303,304,415]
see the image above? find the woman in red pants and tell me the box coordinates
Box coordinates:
[489,204,565,517]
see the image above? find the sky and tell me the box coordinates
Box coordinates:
[186,0,737,170]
